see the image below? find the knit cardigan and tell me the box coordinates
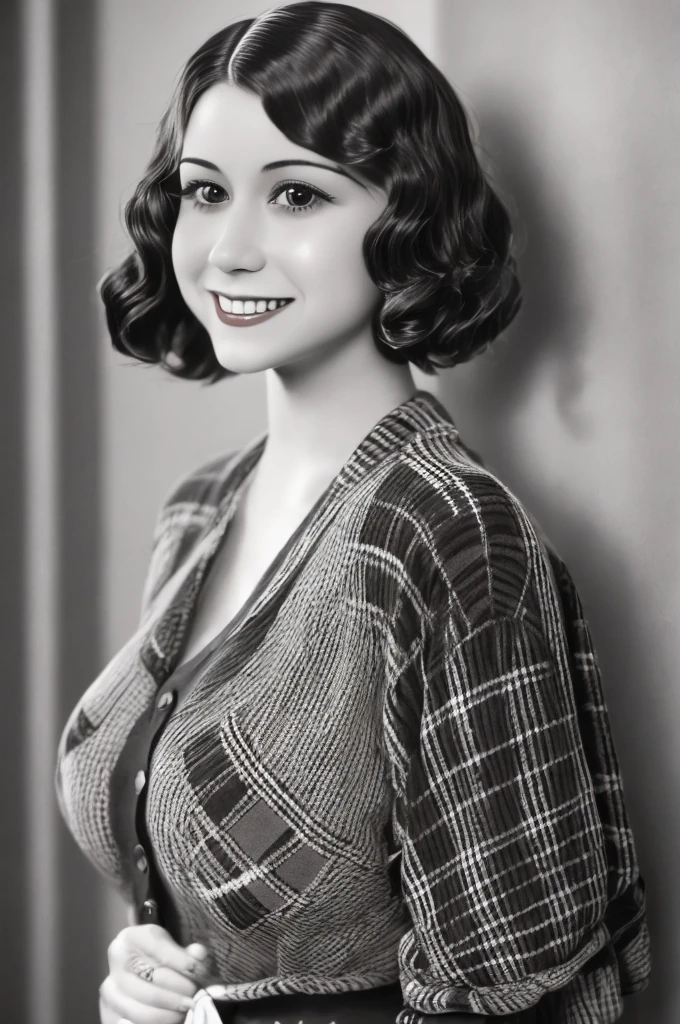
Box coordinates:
[54,389,651,1023]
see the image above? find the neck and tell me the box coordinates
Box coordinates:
[250,342,418,503]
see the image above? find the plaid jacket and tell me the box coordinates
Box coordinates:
[55,389,651,1023]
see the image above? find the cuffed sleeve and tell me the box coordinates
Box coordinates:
[389,611,612,1021]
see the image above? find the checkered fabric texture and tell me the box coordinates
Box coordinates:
[54,390,651,1022]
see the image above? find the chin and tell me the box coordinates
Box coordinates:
[208,337,280,375]
[208,327,338,376]
[211,351,273,375]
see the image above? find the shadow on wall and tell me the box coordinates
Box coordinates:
[451,103,592,437]
[438,104,660,1023]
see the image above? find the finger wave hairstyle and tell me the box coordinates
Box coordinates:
[100,1,523,383]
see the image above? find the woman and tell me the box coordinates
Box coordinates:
[54,4,651,1024]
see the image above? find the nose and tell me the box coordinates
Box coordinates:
[207,203,265,273]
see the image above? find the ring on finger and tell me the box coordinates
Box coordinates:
[127,952,156,983]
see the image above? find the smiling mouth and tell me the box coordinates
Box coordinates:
[211,292,294,327]
[212,293,294,315]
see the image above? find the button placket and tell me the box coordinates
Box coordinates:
[131,688,178,924]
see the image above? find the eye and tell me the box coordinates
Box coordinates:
[176,179,227,210]
[268,180,335,215]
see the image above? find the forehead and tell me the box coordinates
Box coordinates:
[179,80,382,199]
[181,83,303,163]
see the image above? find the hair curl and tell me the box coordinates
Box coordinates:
[100,1,522,383]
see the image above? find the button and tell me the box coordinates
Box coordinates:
[141,899,159,922]
[134,843,148,873]
[156,691,174,710]
[134,770,146,794]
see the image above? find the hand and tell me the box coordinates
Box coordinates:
[98,923,211,1024]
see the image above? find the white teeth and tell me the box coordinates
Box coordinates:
[216,295,290,315]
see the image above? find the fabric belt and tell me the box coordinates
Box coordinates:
[184,982,405,1024]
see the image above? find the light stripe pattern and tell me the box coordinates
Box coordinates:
[54,390,651,1022]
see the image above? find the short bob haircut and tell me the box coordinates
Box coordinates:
[100,0,522,383]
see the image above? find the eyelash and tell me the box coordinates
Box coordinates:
[174,178,335,215]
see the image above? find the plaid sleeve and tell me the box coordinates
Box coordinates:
[391,611,610,1022]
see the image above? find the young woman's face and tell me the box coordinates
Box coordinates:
[172,82,389,375]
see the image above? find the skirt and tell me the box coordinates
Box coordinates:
[215,982,404,1023]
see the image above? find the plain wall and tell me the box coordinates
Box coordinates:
[91,1,676,1020]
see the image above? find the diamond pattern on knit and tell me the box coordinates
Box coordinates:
[184,717,331,930]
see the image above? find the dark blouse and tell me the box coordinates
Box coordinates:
[108,634,221,936]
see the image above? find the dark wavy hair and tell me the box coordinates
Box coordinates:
[100,1,522,383]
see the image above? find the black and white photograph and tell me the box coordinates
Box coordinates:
[3,2,675,1022]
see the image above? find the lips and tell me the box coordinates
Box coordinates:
[211,293,293,327]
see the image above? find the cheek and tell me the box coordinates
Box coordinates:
[289,221,376,301]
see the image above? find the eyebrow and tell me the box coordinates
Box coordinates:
[178,157,367,189]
